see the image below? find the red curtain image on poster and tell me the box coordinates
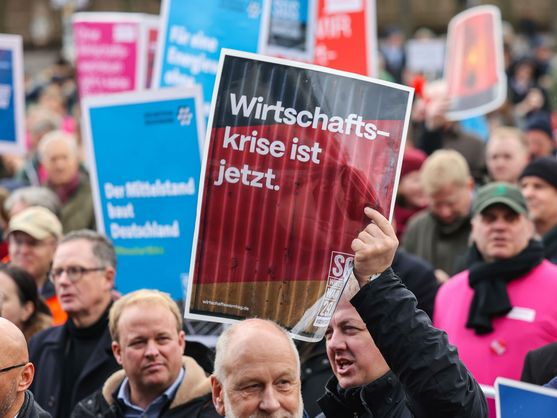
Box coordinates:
[445,5,506,120]
[313,0,376,77]
[186,50,412,340]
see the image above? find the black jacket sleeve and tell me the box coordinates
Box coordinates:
[351,268,488,418]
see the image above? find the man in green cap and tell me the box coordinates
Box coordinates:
[433,182,557,386]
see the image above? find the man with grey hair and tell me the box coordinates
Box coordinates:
[4,186,61,218]
[28,230,120,418]
[37,130,95,232]
[211,318,306,418]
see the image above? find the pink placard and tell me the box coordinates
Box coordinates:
[73,17,139,97]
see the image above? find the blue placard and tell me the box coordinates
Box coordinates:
[0,34,24,154]
[265,0,316,60]
[154,0,270,113]
[496,378,557,418]
[0,48,15,142]
[83,88,204,300]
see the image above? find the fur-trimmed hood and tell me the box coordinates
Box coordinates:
[100,356,211,409]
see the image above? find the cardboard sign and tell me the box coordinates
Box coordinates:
[0,34,25,155]
[153,0,271,114]
[73,12,156,97]
[495,377,557,418]
[264,0,317,61]
[314,0,377,77]
[186,49,413,341]
[82,88,205,300]
[444,5,506,120]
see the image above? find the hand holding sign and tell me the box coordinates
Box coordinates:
[351,207,398,287]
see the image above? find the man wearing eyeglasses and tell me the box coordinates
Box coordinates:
[28,230,120,418]
[0,317,50,417]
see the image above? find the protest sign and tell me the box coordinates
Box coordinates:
[82,87,204,300]
[73,12,156,97]
[0,34,25,155]
[153,0,271,114]
[139,15,159,89]
[495,377,557,417]
[444,5,506,120]
[185,49,413,341]
[406,38,445,77]
[264,0,317,61]
[314,0,377,77]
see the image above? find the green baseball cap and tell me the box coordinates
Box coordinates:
[472,182,528,217]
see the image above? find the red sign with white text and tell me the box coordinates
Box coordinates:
[185,50,412,341]
[313,0,376,77]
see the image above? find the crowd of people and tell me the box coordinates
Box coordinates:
[2,13,557,418]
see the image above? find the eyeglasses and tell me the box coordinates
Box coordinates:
[49,266,105,283]
[0,362,27,374]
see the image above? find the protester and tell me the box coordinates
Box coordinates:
[16,106,61,187]
[71,289,219,417]
[38,130,95,232]
[402,149,474,280]
[521,342,557,386]
[520,157,557,262]
[509,58,551,125]
[300,247,439,416]
[393,147,428,239]
[434,182,557,385]
[211,318,305,418]
[523,112,555,160]
[4,186,62,219]
[29,230,120,418]
[0,317,51,418]
[413,81,486,183]
[317,207,486,418]
[0,264,52,341]
[5,206,66,324]
[485,126,530,183]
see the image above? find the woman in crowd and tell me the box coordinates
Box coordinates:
[0,264,52,341]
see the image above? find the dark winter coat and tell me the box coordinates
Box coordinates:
[317,268,488,418]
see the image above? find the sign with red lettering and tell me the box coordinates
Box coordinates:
[313,0,377,77]
[445,5,506,120]
[185,49,412,341]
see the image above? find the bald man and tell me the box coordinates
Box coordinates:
[0,318,50,418]
[211,319,305,418]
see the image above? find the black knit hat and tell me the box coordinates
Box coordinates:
[520,157,557,189]
[525,112,553,139]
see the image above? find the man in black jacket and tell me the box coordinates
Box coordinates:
[317,207,487,418]
[28,230,120,417]
[71,289,219,417]
[520,156,557,263]
[0,318,50,418]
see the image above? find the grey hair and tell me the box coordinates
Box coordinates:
[213,318,300,383]
[37,130,79,161]
[4,187,62,217]
[60,230,116,269]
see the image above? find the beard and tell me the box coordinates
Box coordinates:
[222,391,304,418]
[0,379,18,417]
